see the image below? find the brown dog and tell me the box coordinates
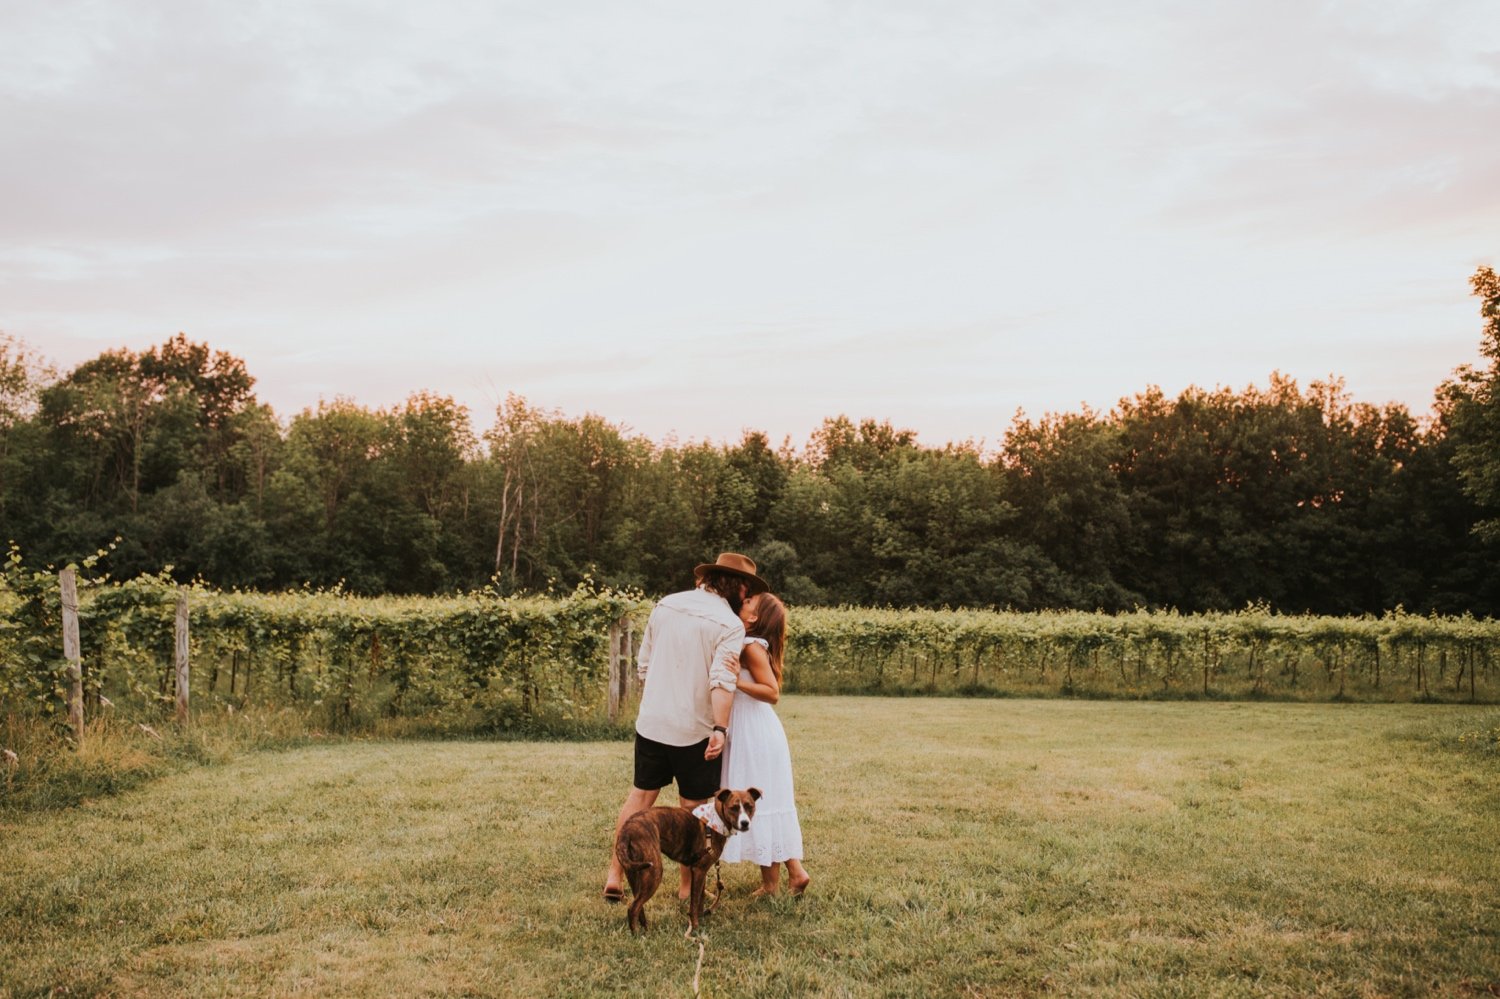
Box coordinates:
[614,787,761,936]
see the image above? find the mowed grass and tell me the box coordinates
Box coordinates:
[2,698,1498,998]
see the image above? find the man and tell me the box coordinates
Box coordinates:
[602,552,769,903]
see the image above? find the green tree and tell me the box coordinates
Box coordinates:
[609,442,715,594]
[266,399,397,590]
[0,333,53,531]
[17,336,264,577]
[483,394,549,586]
[481,397,642,592]
[725,431,789,540]
[1000,408,1138,609]
[138,333,256,498]
[807,415,919,473]
[1443,266,1500,542]
[864,446,1041,607]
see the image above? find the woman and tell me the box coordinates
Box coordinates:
[719,592,811,896]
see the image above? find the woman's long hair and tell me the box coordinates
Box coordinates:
[746,593,787,682]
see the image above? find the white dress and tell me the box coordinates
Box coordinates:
[719,637,805,866]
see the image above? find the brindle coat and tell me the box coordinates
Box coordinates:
[614,787,761,935]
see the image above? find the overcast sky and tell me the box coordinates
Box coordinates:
[3,0,1497,447]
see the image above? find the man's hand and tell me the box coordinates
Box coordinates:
[705,730,725,760]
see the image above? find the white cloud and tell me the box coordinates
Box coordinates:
[3,0,1497,444]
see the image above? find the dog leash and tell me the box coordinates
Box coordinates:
[688,862,723,997]
[706,861,724,912]
[690,934,707,996]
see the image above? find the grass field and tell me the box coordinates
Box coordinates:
[3,697,1498,998]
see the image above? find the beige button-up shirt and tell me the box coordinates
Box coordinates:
[634,587,744,747]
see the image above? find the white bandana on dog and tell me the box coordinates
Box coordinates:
[691,802,728,836]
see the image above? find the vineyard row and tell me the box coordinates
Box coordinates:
[3,577,1496,736]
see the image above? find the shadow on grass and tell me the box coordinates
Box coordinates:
[1,707,634,818]
[1386,705,1500,759]
[8,693,1496,819]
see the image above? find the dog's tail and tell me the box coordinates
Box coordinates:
[615,835,655,873]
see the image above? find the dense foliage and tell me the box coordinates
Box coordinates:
[2,267,1498,614]
[3,573,1493,737]
[787,605,1498,702]
[1,560,647,733]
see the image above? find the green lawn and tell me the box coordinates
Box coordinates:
[3,698,1498,998]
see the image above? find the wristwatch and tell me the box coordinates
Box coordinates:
[712,725,727,735]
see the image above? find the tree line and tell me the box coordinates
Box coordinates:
[2,268,1498,615]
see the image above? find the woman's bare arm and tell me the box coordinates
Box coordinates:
[735,643,780,705]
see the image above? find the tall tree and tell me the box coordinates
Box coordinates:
[0,334,52,530]
[1443,266,1500,542]
[484,394,551,586]
[1000,408,1138,609]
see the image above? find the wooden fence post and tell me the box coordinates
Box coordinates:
[607,618,623,723]
[174,589,190,724]
[607,617,634,723]
[59,569,84,745]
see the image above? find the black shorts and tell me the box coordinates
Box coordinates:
[633,733,720,802]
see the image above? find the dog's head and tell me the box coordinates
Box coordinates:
[715,787,761,833]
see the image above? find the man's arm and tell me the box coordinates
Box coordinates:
[710,687,734,728]
[707,621,745,692]
[705,686,734,761]
[704,621,745,761]
[635,609,658,682]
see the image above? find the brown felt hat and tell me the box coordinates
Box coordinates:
[693,552,769,595]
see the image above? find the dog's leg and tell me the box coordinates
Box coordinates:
[631,856,662,934]
[686,865,709,938]
[627,878,647,933]
[626,892,642,933]
[705,862,724,914]
[624,869,642,933]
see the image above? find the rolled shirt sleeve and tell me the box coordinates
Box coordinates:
[632,588,751,746]
[708,621,745,692]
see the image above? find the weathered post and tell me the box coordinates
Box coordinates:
[59,568,84,745]
[607,617,635,723]
[608,618,625,723]
[624,619,636,704]
[174,589,190,724]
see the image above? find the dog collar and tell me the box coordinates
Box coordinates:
[691,802,728,836]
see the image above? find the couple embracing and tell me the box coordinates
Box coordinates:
[603,553,811,903]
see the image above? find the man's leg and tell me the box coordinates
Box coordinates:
[672,737,721,900]
[605,786,660,896]
[677,795,706,900]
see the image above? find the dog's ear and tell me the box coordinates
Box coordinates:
[715,788,732,804]
[747,787,763,802]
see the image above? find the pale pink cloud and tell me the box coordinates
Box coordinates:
[4,0,1497,446]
